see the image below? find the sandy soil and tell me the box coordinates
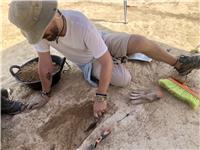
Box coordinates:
[1,1,200,150]
[1,1,200,51]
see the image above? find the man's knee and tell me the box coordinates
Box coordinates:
[92,62,132,87]
[111,69,132,87]
[128,34,151,54]
[129,34,145,46]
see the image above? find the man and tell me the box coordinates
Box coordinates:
[8,1,200,118]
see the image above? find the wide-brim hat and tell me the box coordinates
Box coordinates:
[9,1,57,44]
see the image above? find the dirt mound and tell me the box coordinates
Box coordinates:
[16,62,60,82]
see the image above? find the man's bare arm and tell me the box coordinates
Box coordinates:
[37,51,53,93]
[96,51,113,94]
[93,51,113,118]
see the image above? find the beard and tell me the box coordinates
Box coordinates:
[47,26,59,41]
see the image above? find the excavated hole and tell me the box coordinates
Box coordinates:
[38,101,116,150]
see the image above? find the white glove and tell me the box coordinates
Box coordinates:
[130,88,163,102]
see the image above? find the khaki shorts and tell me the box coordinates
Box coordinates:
[92,32,132,87]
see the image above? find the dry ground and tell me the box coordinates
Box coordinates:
[1,1,200,150]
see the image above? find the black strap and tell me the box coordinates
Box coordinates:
[96,93,107,97]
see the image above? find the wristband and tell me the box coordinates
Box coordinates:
[96,93,107,97]
[95,93,107,102]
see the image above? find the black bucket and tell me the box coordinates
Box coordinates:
[10,55,66,90]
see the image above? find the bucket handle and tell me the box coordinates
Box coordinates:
[60,57,66,70]
[9,65,21,77]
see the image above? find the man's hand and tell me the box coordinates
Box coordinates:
[93,96,107,118]
[27,93,50,110]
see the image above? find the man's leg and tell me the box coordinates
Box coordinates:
[127,34,200,75]
[127,34,179,67]
[92,60,131,87]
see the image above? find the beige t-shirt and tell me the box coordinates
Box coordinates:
[33,10,108,65]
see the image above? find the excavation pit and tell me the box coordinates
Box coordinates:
[38,102,116,150]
